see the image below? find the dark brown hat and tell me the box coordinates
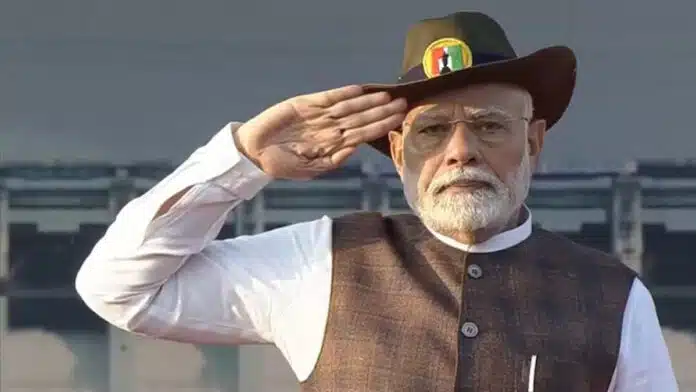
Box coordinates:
[363,11,577,156]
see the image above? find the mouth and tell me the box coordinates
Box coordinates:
[437,180,492,194]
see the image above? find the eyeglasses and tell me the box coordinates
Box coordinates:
[402,110,531,155]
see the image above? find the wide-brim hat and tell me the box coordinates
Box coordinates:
[362,11,577,156]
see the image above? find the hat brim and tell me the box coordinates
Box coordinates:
[361,45,577,156]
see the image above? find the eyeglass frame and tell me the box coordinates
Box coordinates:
[400,107,532,155]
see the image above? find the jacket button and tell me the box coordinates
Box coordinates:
[467,264,483,279]
[461,321,479,338]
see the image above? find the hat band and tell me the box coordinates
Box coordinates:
[398,52,514,83]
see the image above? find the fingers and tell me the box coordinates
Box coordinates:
[339,97,407,129]
[299,85,407,151]
[327,146,357,167]
[306,85,364,107]
[328,91,392,118]
[329,97,407,147]
[341,112,406,146]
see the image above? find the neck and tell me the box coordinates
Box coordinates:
[447,206,526,244]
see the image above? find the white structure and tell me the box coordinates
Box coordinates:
[1,162,696,392]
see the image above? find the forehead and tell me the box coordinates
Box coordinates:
[406,83,531,120]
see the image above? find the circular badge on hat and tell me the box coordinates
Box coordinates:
[422,37,473,79]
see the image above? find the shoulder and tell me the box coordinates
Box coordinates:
[331,212,425,244]
[213,215,334,261]
[530,228,637,284]
[534,228,631,266]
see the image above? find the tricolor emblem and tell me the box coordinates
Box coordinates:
[422,38,473,78]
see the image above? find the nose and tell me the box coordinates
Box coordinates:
[442,123,479,166]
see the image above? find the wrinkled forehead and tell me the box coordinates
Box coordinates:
[404,84,532,127]
[405,103,514,122]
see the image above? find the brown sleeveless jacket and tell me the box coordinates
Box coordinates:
[300,212,637,392]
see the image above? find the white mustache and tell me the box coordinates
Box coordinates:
[428,168,502,195]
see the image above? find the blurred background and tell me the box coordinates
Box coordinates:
[1,0,695,391]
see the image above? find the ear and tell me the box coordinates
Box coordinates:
[527,119,546,166]
[389,130,405,177]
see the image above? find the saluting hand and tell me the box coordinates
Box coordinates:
[234,85,407,180]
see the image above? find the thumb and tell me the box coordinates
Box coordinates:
[326,146,357,167]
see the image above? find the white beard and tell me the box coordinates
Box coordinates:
[408,148,532,235]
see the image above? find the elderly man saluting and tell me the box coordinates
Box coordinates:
[75,11,678,392]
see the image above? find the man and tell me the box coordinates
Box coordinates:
[75,11,677,392]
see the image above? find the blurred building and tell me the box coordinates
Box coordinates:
[0,161,695,392]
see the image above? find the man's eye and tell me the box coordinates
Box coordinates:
[419,124,449,134]
[475,121,505,131]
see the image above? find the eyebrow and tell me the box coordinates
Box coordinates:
[412,105,515,121]
[466,106,514,119]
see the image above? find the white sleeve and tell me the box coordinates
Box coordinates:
[75,122,333,347]
[609,278,679,392]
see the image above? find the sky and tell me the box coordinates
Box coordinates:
[2,0,696,172]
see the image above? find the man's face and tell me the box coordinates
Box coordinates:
[388,84,546,236]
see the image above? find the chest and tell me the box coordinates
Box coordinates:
[314,253,617,392]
